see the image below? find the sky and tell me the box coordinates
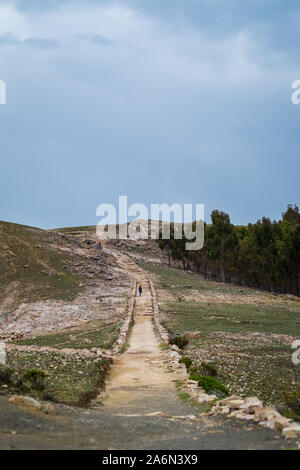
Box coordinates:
[0,0,299,229]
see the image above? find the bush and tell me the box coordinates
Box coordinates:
[283,391,300,418]
[22,369,47,391]
[188,362,218,378]
[200,362,218,377]
[179,357,193,370]
[0,365,14,386]
[169,335,189,349]
[189,373,229,398]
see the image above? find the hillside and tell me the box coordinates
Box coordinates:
[0,221,87,311]
[0,221,132,342]
[0,221,299,448]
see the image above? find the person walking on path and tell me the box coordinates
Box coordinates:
[138,285,142,296]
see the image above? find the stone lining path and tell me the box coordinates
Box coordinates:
[100,277,178,414]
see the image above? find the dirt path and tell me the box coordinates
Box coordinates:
[101,276,178,414]
[0,253,293,449]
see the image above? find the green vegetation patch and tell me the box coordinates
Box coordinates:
[187,332,300,414]
[0,221,86,310]
[144,260,300,415]
[161,301,300,336]
[15,322,122,350]
[179,356,193,370]
[6,349,111,406]
[189,373,229,397]
[139,260,255,296]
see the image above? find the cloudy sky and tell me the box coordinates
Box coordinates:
[0,0,299,228]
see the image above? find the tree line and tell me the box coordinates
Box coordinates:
[157,205,300,296]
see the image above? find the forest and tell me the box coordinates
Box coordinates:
[157,205,300,296]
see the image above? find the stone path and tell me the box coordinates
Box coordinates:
[100,277,178,414]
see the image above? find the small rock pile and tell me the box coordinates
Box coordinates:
[211,396,300,439]
[0,332,24,342]
[6,343,112,360]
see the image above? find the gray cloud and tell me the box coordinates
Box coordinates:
[0,33,59,49]
[23,37,60,49]
[0,0,299,229]
[82,34,113,47]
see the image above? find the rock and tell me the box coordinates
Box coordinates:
[239,397,263,414]
[205,395,217,402]
[221,399,245,409]
[235,413,253,421]
[264,420,275,430]
[146,411,165,417]
[197,396,208,403]
[219,406,231,415]
[43,403,55,415]
[9,395,42,411]
[282,425,300,439]
[253,407,280,422]
[273,416,292,431]
[219,395,242,404]
[227,410,243,418]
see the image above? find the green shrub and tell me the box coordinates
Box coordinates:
[283,390,300,418]
[179,356,193,370]
[188,365,201,375]
[200,361,218,377]
[169,334,189,349]
[22,369,47,391]
[189,362,218,378]
[189,373,229,397]
[0,365,14,386]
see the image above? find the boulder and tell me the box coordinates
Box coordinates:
[221,399,245,409]
[239,397,263,414]
[273,416,292,431]
[9,395,42,411]
[282,425,300,439]
[253,407,280,422]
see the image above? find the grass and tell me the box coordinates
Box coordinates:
[54,225,96,234]
[14,322,122,351]
[6,349,111,406]
[174,380,212,412]
[137,260,255,295]
[142,259,300,417]
[0,220,86,311]
[161,301,300,336]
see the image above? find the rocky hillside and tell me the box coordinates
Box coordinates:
[0,221,132,341]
